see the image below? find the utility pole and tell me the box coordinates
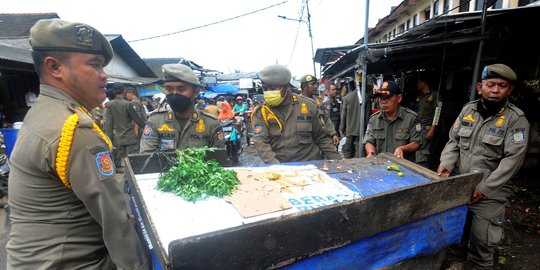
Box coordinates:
[358,0,370,157]
[278,0,317,77]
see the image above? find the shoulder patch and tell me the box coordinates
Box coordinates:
[511,128,526,143]
[253,125,263,137]
[96,151,115,177]
[143,125,152,138]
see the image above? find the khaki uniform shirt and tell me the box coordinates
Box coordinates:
[251,93,342,164]
[340,90,361,136]
[415,90,438,126]
[130,98,148,138]
[105,96,145,146]
[439,100,529,198]
[303,95,336,136]
[7,85,149,270]
[363,106,423,161]
[323,96,341,134]
[139,108,224,153]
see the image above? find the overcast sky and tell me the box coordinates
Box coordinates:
[3,0,403,77]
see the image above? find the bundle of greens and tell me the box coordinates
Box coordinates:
[157,147,240,202]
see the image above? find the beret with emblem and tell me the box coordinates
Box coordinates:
[162,64,201,86]
[29,19,113,65]
[299,74,318,84]
[258,64,292,86]
[481,64,517,82]
[374,81,401,96]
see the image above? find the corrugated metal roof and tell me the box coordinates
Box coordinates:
[0,43,32,64]
[0,13,59,37]
[107,75,159,85]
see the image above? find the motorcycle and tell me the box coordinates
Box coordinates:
[234,111,252,146]
[0,154,9,200]
[0,132,9,199]
[220,119,242,163]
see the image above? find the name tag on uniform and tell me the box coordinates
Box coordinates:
[160,139,175,150]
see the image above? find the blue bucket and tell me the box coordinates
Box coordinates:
[1,128,19,159]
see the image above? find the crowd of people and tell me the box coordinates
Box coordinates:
[5,18,531,270]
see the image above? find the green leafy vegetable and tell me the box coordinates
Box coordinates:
[157,147,240,202]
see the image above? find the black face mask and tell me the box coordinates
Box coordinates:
[166,94,193,112]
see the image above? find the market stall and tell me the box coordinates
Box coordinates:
[126,153,482,269]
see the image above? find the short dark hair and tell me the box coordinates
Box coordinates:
[112,82,125,95]
[31,51,71,77]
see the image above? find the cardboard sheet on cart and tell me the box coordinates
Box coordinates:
[227,165,361,217]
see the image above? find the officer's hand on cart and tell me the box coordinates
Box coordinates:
[436,166,451,177]
[331,133,340,145]
[394,147,404,159]
[470,189,484,204]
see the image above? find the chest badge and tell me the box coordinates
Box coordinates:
[192,112,199,121]
[428,95,433,102]
[463,114,475,122]
[495,115,505,127]
[167,113,174,121]
[158,124,174,132]
[301,103,308,115]
[195,119,205,133]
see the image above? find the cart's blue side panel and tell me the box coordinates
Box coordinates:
[284,206,467,270]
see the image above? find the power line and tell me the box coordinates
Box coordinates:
[287,0,307,66]
[128,0,288,43]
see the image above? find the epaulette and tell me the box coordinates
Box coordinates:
[402,106,419,117]
[507,102,525,116]
[297,94,317,106]
[201,110,218,120]
[369,111,382,119]
[149,108,169,116]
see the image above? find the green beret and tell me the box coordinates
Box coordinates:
[258,64,291,86]
[161,64,201,86]
[299,74,318,84]
[29,19,113,65]
[481,64,517,82]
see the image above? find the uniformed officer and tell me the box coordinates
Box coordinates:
[125,86,148,143]
[364,81,422,161]
[437,64,530,269]
[104,82,146,171]
[322,83,341,136]
[251,65,342,164]
[415,73,440,168]
[7,19,150,269]
[300,74,340,145]
[340,85,361,158]
[140,64,224,153]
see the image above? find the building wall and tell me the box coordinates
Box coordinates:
[104,54,138,78]
[372,0,527,43]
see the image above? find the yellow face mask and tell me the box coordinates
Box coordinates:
[264,90,284,107]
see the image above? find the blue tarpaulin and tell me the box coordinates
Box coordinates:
[212,83,239,94]
[284,206,467,270]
